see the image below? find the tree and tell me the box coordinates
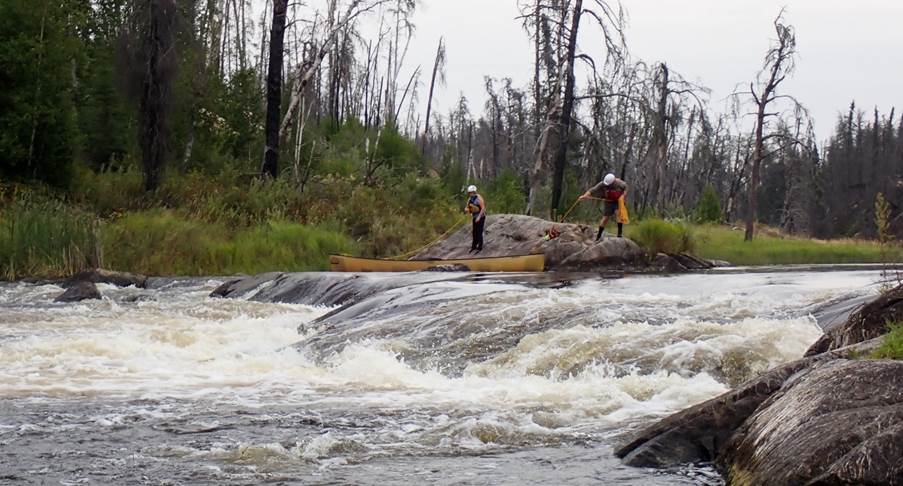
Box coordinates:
[260,0,287,178]
[0,0,83,188]
[121,0,181,192]
[737,11,806,241]
[421,36,446,154]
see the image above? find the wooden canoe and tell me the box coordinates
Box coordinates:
[329,254,546,273]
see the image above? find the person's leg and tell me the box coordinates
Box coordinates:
[471,221,478,252]
[475,218,485,251]
[597,215,610,241]
[617,222,624,237]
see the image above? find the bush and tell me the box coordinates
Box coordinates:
[485,169,526,214]
[871,322,903,360]
[100,210,357,275]
[695,184,722,223]
[631,218,696,256]
[0,195,98,279]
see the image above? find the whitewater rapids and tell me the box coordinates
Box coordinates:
[0,269,882,484]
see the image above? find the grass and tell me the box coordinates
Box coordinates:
[686,224,903,266]
[870,322,903,360]
[0,198,99,279]
[101,210,358,276]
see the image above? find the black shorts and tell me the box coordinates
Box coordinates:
[601,200,618,217]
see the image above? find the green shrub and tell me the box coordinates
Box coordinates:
[871,322,903,360]
[71,163,145,215]
[631,218,696,256]
[100,210,357,275]
[485,169,526,215]
[695,184,722,223]
[0,197,98,279]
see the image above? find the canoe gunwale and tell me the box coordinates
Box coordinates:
[329,253,546,273]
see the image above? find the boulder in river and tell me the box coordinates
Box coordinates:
[718,359,903,486]
[615,337,884,468]
[806,283,903,356]
[65,268,148,289]
[413,214,645,271]
[54,281,101,303]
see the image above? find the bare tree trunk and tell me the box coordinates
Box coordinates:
[549,0,583,218]
[745,15,795,241]
[261,0,288,178]
[532,0,542,137]
[421,37,445,154]
[27,1,49,170]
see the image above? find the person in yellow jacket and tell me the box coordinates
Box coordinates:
[580,173,629,240]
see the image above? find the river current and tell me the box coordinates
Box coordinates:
[0,269,883,485]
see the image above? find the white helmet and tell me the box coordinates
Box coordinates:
[467,185,477,193]
[603,173,616,186]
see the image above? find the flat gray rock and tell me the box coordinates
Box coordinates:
[414,214,645,270]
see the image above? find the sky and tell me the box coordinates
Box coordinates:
[400,0,903,142]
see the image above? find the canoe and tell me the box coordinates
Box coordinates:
[329,254,546,273]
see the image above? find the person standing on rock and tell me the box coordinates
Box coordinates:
[580,173,628,240]
[465,185,486,253]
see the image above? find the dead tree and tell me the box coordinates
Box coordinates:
[279,0,398,138]
[122,0,180,192]
[421,37,446,154]
[738,11,804,241]
[260,0,287,178]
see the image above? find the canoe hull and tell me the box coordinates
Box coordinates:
[329,254,546,273]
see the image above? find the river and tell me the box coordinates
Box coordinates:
[0,268,884,485]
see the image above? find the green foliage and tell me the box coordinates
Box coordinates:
[0,191,98,279]
[101,210,356,275]
[71,164,145,215]
[485,169,526,214]
[0,0,83,188]
[631,218,696,256]
[695,185,722,223]
[691,224,903,265]
[870,322,903,360]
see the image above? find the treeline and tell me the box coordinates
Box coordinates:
[1,0,901,243]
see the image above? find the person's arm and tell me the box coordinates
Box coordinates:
[616,179,628,196]
[581,181,604,200]
[477,195,486,221]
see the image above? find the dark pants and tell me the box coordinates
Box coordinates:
[471,217,485,251]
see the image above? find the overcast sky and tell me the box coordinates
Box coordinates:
[400,0,903,142]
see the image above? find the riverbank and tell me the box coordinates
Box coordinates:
[616,283,903,484]
[3,179,901,279]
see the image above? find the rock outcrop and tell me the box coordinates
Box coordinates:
[719,359,903,486]
[65,268,148,289]
[806,284,903,356]
[615,338,883,468]
[413,214,645,271]
[617,285,903,484]
[54,281,102,303]
[211,272,468,307]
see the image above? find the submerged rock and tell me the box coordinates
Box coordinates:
[54,281,101,303]
[422,264,470,272]
[65,268,148,289]
[806,283,903,356]
[718,359,903,486]
[413,214,645,271]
